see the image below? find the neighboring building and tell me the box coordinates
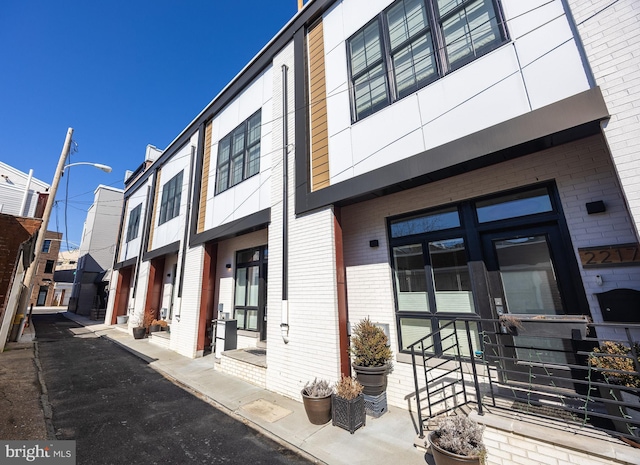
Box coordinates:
[28,230,62,307]
[0,214,42,343]
[52,249,79,306]
[106,0,639,449]
[0,161,49,218]
[69,185,123,316]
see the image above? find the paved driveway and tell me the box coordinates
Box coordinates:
[33,313,312,465]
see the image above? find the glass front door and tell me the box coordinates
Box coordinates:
[482,225,585,380]
[234,246,267,341]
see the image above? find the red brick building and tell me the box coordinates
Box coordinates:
[28,230,62,307]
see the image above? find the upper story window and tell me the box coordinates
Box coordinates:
[126,203,142,242]
[42,240,52,253]
[215,110,262,195]
[44,260,55,274]
[347,0,507,121]
[159,171,183,225]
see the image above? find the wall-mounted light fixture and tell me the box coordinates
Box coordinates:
[369,240,379,248]
[586,200,606,214]
[225,263,232,269]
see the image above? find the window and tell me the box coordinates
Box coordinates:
[126,204,142,242]
[389,184,571,354]
[347,0,507,121]
[44,260,55,274]
[42,240,52,253]
[159,171,183,225]
[215,110,261,194]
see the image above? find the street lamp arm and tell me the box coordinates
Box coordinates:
[63,162,112,173]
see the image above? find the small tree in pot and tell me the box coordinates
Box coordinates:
[332,375,365,433]
[301,378,333,425]
[429,416,486,465]
[350,318,393,396]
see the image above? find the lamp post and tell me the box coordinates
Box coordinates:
[2,127,113,348]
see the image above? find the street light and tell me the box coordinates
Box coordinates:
[64,162,112,173]
[0,127,112,350]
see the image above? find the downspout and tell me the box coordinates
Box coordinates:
[19,169,33,216]
[281,64,290,343]
[175,145,197,320]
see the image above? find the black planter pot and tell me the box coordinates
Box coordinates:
[149,324,161,333]
[332,394,365,434]
[352,363,388,396]
[132,327,146,339]
[302,390,332,425]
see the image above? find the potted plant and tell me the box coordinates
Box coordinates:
[301,378,333,425]
[332,375,365,434]
[350,318,393,396]
[429,416,486,465]
[132,316,146,339]
[116,314,129,325]
[149,319,164,333]
[498,314,523,335]
[590,341,640,438]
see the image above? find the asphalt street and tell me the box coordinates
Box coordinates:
[32,313,313,465]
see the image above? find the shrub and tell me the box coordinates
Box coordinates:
[590,341,640,388]
[334,375,363,400]
[432,416,485,458]
[302,378,333,398]
[350,318,392,367]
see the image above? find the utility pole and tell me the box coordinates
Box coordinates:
[0,128,73,350]
[21,128,74,304]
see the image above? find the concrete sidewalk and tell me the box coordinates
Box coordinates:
[61,312,429,465]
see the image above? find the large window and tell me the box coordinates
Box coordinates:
[347,0,507,121]
[126,203,142,242]
[389,185,571,354]
[159,171,183,225]
[42,240,52,253]
[215,110,262,194]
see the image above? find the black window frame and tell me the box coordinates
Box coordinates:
[158,171,183,225]
[388,183,571,355]
[215,110,262,195]
[126,203,142,242]
[42,240,51,253]
[347,0,508,122]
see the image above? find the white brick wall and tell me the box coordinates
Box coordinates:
[265,41,343,402]
[220,355,266,388]
[342,135,640,409]
[169,244,204,358]
[481,426,632,465]
[569,0,640,239]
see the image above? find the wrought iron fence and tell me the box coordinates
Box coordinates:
[409,316,640,443]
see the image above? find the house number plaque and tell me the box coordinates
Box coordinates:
[578,243,640,267]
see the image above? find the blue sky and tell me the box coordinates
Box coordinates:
[0,0,298,251]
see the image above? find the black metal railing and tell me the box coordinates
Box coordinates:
[409,319,485,438]
[409,316,640,442]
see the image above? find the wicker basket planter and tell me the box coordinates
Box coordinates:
[332,393,365,434]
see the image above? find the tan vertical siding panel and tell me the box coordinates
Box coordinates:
[148,169,161,251]
[198,121,212,233]
[308,21,330,192]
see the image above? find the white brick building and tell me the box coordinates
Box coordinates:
[106,0,639,457]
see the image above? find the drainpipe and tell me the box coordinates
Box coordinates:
[19,169,33,216]
[281,64,290,344]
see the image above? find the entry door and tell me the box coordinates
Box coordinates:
[482,225,582,382]
[234,246,267,341]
